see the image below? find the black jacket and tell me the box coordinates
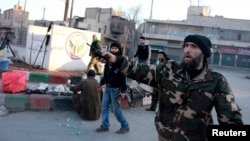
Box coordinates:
[100,62,127,93]
[134,44,150,60]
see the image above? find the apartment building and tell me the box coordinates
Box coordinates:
[0,5,133,56]
[0,4,29,45]
[141,6,250,68]
[73,7,130,52]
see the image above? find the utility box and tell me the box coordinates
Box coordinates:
[25,25,101,71]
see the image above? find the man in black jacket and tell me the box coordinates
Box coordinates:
[134,36,151,65]
[96,42,130,134]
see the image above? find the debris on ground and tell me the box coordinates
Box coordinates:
[8,57,86,76]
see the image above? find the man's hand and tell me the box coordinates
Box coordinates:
[146,59,150,65]
[120,93,126,99]
[98,51,117,63]
[65,79,71,88]
[65,82,71,88]
[97,85,102,92]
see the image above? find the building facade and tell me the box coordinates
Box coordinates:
[142,6,250,68]
[1,6,132,56]
[0,4,29,45]
[72,7,131,53]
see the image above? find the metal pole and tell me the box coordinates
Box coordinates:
[43,7,45,21]
[150,0,153,19]
[64,0,69,22]
[69,0,74,27]
[29,33,34,71]
[24,0,27,11]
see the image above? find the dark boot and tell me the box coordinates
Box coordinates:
[145,106,155,111]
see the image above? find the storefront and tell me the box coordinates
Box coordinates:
[214,47,250,68]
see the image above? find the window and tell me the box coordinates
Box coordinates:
[238,33,241,40]
[104,25,107,34]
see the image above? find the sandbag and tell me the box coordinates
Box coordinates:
[2,71,27,94]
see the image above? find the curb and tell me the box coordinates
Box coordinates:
[1,70,135,112]
[0,70,90,112]
[3,94,74,112]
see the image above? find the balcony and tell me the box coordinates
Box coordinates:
[110,16,125,34]
[110,26,124,34]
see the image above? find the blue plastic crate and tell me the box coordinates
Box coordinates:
[0,60,9,71]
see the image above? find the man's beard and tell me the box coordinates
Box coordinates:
[110,51,121,56]
[159,58,165,63]
[181,54,203,71]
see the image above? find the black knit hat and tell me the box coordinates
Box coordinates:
[110,42,122,55]
[140,36,146,40]
[158,50,169,60]
[183,35,212,58]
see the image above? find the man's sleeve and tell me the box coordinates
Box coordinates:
[69,80,84,93]
[213,73,243,125]
[134,45,139,57]
[121,76,128,93]
[148,45,151,60]
[117,56,158,88]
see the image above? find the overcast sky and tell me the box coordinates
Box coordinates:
[0,0,250,21]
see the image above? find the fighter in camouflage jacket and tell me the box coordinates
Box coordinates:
[100,35,243,141]
[115,58,243,141]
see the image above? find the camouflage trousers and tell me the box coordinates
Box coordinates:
[158,134,170,141]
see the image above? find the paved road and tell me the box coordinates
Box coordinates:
[0,67,250,141]
[0,107,158,141]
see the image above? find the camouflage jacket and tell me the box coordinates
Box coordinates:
[116,57,243,141]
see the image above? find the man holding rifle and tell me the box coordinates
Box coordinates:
[87,34,103,74]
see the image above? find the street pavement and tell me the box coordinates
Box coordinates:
[0,66,250,141]
[0,108,158,141]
